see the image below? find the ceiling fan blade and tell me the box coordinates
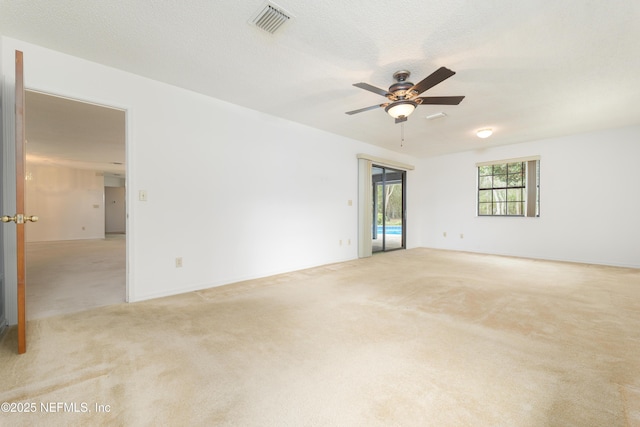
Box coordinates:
[353,82,392,98]
[395,116,408,124]
[408,67,456,96]
[418,96,465,105]
[345,104,386,115]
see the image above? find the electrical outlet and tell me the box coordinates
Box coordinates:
[348,239,351,245]
[175,257,183,268]
[460,233,464,239]
[339,240,342,246]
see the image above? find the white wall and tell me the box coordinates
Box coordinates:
[25,163,105,242]
[1,37,418,317]
[418,125,640,268]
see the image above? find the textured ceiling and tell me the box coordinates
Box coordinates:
[2,0,640,164]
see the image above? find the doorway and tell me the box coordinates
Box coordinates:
[24,90,127,319]
[372,165,406,252]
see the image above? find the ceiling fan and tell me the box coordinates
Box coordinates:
[345,66,465,124]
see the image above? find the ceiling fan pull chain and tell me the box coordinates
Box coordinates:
[401,122,405,147]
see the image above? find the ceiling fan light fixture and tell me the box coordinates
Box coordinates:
[345,66,464,125]
[476,128,493,138]
[385,101,417,119]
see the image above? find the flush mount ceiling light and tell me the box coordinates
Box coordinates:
[385,100,417,119]
[476,128,493,138]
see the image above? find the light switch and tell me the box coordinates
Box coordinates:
[139,190,148,201]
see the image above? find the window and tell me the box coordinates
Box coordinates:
[477,158,539,217]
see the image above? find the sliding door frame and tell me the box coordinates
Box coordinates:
[357,154,414,258]
[372,165,406,253]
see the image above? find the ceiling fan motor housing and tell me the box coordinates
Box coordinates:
[390,70,414,99]
[389,82,413,98]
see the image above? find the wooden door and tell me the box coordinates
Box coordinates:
[1,50,38,354]
[15,50,27,354]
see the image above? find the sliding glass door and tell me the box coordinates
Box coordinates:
[372,165,406,253]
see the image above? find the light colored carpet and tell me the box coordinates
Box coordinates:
[1,248,639,426]
[26,235,126,320]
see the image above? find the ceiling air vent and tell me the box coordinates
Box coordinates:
[251,2,292,34]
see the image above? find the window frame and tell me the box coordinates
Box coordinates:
[476,157,540,218]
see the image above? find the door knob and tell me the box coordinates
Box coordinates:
[1,215,16,223]
[1,214,39,223]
